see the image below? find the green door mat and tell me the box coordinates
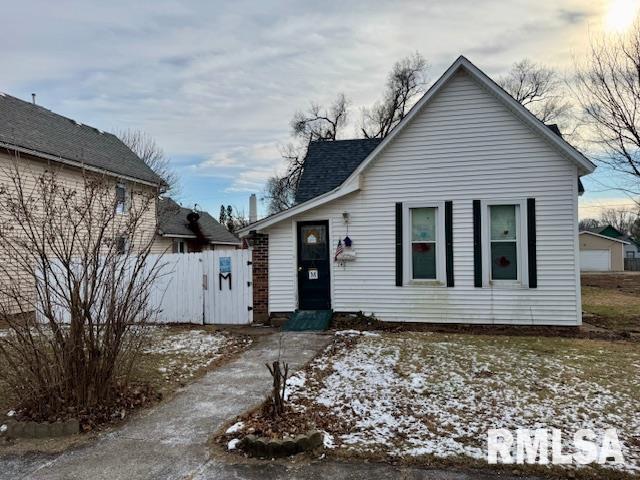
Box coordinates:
[282,310,332,331]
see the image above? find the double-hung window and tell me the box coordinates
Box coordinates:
[404,203,445,284]
[482,200,528,286]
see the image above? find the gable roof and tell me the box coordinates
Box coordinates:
[579,230,630,244]
[0,93,163,186]
[158,198,241,244]
[295,138,382,203]
[239,55,596,235]
[583,224,624,238]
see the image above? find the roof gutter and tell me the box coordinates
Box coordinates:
[579,231,630,244]
[0,141,164,188]
[237,176,360,235]
[158,232,241,244]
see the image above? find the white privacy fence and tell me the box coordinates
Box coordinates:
[37,250,253,325]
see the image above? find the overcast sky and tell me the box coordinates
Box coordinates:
[2,0,638,218]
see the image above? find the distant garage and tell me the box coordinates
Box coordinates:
[579,231,628,272]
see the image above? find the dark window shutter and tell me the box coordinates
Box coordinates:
[395,202,403,287]
[527,198,537,288]
[172,239,179,253]
[445,201,454,287]
[473,200,482,287]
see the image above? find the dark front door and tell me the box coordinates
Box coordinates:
[297,221,331,310]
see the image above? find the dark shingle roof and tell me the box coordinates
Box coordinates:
[295,138,382,203]
[0,93,163,185]
[158,198,240,244]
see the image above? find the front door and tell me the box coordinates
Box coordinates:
[297,221,331,310]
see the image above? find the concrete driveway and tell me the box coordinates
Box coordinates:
[0,331,541,480]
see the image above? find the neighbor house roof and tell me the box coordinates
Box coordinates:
[158,198,241,244]
[579,231,630,244]
[584,224,640,247]
[295,138,382,203]
[0,92,163,186]
[239,55,596,235]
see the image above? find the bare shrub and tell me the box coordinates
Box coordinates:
[264,335,289,417]
[0,155,164,422]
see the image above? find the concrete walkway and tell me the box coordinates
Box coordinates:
[0,331,541,480]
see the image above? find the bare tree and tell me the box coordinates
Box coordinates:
[263,143,306,215]
[498,59,571,125]
[578,218,601,231]
[0,155,164,422]
[291,94,349,142]
[573,24,640,194]
[631,216,640,240]
[361,52,429,138]
[265,52,429,214]
[118,129,179,195]
[600,207,639,234]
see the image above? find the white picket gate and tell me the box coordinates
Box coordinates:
[152,250,253,325]
[37,250,253,325]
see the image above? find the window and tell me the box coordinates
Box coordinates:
[482,200,527,286]
[178,240,186,253]
[115,183,127,214]
[489,205,518,280]
[116,236,127,255]
[411,207,437,279]
[404,203,445,283]
[627,251,636,259]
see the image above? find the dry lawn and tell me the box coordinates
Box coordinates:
[582,274,640,333]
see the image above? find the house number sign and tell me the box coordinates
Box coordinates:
[308,268,319,280]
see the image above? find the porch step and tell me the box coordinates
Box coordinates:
[282,310,332,332]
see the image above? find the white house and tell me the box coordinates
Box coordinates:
[240,56,596,326]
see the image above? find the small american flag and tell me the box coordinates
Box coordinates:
[334,239,344,261]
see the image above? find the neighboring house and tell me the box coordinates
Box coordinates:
[154,197,240,253]
[578,231,628,272]
[240,56,596,326]
[0,92,164,309]
[622,236,640,259]
[584,224,640,259]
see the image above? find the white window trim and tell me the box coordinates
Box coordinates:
[481,199,528,288]
[403,201,446,286]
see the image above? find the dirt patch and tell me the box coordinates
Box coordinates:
[331,311,633,341]
[582,273,640,295]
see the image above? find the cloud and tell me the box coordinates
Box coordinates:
[0,0,618,214]
[579,197,640,219]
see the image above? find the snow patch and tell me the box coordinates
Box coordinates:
[225,421,244,434]
[323,432,335,449]
[6,410,14,417]
[0,424,6,433]
[335,329,379,337]
[227,438,240,450]
[286,333,640,473]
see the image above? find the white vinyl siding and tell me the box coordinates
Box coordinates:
[265,70,581,325]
